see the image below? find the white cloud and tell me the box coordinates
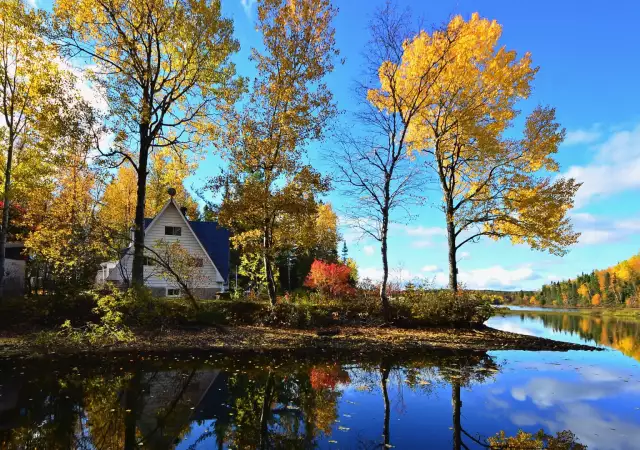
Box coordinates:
[564,126,602,146]
[564,124,640,207]
[421,265,439,272]
[363,245,375,256]
[432,264,539,290]
[240,0,257,17]
[399,224,447,237]
[571,211,640,246]
[27,0,37,8]
[411,240,434,249]
[459,251,471,260]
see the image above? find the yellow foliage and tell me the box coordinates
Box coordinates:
[591,293,601,306]
[367,12,579,273]
[577,283,590,299]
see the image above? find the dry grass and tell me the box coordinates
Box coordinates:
[0,324,599,359]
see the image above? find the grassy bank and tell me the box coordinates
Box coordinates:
[0,289,603,359]
[0,323,600,360]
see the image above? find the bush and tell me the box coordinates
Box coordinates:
[393,289,494,327]
[304,260,356,298]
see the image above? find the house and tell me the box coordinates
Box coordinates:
[97,195,230,298]
[2,242,26,297]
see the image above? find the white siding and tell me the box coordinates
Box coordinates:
[107,201,223,290]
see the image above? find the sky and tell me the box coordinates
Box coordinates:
[34,0,640,291]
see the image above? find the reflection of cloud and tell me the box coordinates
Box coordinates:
[511,377,640,408]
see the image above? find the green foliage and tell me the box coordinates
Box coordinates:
[394,289,495,327]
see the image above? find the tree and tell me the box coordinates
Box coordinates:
[331,3,447,318]
[304,259,355,298]
[0,0,79,295]
[150,239,213,308]
[341,241,348,263]
[25,142,107,294]
[211,0,338,305]
[368,13,580,291]
[54,0,242,286]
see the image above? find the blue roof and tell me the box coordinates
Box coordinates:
[144,217,230,282]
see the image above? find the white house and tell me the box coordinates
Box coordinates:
[97,196,230,298]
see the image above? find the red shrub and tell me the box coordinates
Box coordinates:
[304,259,355,297]
[309,364,351,390]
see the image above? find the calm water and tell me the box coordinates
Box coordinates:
[1,310,640,449]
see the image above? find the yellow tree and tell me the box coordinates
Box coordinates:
[331,3,453,318]
[25,150,106,292]
[211,0,338,304]
[0,0,89,295]
[54,0,242,286]
[368,13,580,291]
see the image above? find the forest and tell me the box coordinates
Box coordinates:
[516,252,640,307]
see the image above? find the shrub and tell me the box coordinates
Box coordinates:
[304,260,355,298]
[393,289,494,327]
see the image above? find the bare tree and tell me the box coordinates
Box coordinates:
[330,3,452,320]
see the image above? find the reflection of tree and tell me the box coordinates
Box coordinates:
[0,350,591,449]
[522,312,640,361]
[381,360,391,449]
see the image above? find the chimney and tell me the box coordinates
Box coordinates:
[180,206,188,218]
[130,227,135,246]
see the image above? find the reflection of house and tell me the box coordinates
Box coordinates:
[2,242,26,296]
[96,194,230,298]
[137,369,230,449]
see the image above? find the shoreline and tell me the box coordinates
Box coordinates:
[0,325,601,360]
[499,306,640,319]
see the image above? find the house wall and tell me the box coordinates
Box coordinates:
[3,260,25,297]
[107,202,224,295]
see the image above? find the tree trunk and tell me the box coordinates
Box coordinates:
[132,125,150,286]
[124,370,141,450]
[380,361,391,448]
[451,381,461,450]
[446,209,458,292]
[0,135,14,298]
[259,371,275,449]
[264,225,277,305]
[379,212,391,321]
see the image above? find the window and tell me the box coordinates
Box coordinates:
[165,226,182,236]
[167,288,181,297]
[192,258,203,267]
[143,256,156,266]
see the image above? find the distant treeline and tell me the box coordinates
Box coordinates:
[514,252,640,307]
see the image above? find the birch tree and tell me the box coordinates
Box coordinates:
[54,0,242,286]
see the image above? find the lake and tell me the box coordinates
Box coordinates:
[1,309,639,449]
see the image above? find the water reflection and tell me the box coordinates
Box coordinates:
[0,352,508,449]
[491,310,640,361]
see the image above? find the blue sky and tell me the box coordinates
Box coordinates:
[36,0,640,290]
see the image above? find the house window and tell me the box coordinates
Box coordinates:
[167,288,181,297]
[192,258,203,267]
[165,226,182,236]
[143,256,156,266]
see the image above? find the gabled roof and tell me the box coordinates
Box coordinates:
[143,212,231,282]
